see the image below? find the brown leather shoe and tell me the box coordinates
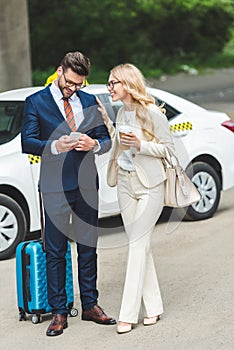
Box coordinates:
[46,314,68,336]
[82,305,116,325]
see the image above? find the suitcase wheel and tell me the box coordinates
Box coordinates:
[18,310,27,321]
[69,308,78,317]
[31,314,42,324]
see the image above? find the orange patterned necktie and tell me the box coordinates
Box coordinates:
[63,97,76,131]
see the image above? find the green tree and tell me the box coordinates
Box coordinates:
[28,0,234,75]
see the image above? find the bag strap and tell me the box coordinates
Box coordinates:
[155,135,190,196]
[175,166,189,196]
[154,134,180,168]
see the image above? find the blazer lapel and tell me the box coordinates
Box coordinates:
[77,90,88,110]
[41,86,68,126]
[76,90,94,132]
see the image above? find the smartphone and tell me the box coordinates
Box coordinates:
[69,132,82,140]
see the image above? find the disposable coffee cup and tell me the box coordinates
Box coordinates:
[119,125,132,149]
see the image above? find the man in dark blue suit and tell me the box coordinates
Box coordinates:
[21,52,116,336]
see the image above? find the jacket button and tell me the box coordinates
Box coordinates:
[132,153,136,158]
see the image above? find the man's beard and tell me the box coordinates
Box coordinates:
[58,77,74,98]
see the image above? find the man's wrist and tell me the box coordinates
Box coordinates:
[52,140,60,154]
[92,139,100,153]
[92,139,98,148]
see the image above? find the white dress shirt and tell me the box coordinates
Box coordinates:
[50,82,84,127]
[49,82,100,154]
[117,110,136,171]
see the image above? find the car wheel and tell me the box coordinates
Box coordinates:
[182,162,221,221]
[0,194,27,260]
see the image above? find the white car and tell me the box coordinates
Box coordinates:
[0,85,234,259]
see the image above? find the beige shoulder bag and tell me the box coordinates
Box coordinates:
[163,149,201,208]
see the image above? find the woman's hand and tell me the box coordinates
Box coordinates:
[96,96,110,124]
[121,132,141,151]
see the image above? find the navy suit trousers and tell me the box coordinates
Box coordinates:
[43,187,99,315]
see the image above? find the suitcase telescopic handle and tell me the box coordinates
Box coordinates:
[38,185,45,251]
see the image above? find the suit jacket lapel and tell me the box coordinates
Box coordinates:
[42,86,68,126]
[77,90,88,110]
[76,90,92,132]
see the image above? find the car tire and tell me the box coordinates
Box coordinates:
[0,194,27,260]
[181,162,221,221]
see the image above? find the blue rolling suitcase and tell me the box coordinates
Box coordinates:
[16,239,78,324]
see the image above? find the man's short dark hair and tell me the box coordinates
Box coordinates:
[60,51,90,76]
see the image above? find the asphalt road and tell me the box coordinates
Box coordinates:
[151,67,234,120]
[0,69,234,350]
[1,187,234,350]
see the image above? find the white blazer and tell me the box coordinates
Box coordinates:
[106,104,176,188]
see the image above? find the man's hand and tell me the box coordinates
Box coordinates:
[55,135,79,153]
[75,134,96,151]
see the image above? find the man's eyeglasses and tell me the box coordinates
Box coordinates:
[106,81,121,89]
[63,70,86,90]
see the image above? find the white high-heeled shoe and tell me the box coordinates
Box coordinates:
[117,322,132,334]
[143,315,160,326]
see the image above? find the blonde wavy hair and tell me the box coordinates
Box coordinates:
[110,63,165,141]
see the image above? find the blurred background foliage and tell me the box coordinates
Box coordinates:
[29,0,234,84]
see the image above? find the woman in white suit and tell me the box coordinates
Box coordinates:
[97,63,176,334]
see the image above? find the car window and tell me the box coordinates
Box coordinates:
[96,94,122,123]
[154,97,180,120]
[0,102,23,144]
[97,93,179,122]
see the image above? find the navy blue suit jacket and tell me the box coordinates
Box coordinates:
[21,86,111,193]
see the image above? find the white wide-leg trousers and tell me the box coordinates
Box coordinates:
[117,169,164,324]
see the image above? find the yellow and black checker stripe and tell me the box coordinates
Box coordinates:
[170,121,193,133]
[28,154,41,164]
